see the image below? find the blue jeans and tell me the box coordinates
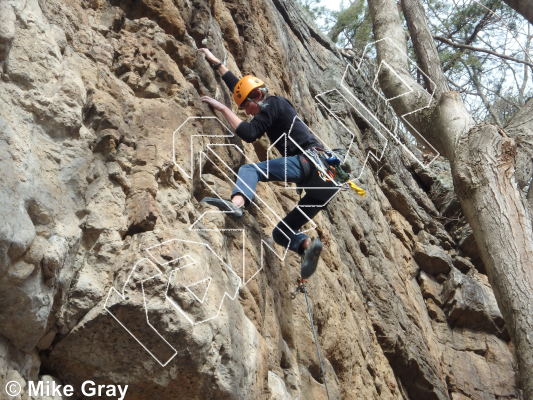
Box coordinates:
[231,156,339,254]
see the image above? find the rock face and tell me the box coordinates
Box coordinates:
[0,0,520,400]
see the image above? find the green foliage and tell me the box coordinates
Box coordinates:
[327,0,372,49]
[295,0,332,29]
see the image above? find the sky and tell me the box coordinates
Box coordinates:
[317,0,344,11]
[312,0,344,31]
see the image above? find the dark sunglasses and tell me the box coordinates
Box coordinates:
[239,89,263,109]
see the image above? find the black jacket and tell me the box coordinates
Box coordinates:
[222,71,320,156]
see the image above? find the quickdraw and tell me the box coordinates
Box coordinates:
[290,278,307,300]
[348,180,366,196]
[304,148,366,196]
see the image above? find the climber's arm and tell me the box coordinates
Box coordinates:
[200,96,242,130]
[198,48,243,92]
[198,48,232,83]
[234,102,275,142]
[200,96,269,143]
[216,64,229,76]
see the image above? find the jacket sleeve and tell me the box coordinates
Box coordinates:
[235,99,277,143]
[221,71,240,92]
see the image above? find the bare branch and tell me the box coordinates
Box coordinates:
[434,35,533,68]
[477,76,521,109]
[446,79,467,92]
[500,57,525,100]
[466,7,494,43]
[519,25,531,100]
[442,7,494,73]
[465,61,503,126]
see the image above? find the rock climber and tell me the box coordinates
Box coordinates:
[197,48,340,279]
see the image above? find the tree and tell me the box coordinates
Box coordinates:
[366,0,533,397]
[324,0,531,126]
[422,0,532,125]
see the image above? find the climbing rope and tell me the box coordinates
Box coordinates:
[291,279,332,400]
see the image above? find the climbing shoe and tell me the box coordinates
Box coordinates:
[201,197,244,218]
[300,238,323,279]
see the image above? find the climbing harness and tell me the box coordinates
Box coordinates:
[291,279,333,400]
[303,147,366,196]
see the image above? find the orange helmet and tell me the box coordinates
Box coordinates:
[233,75,265,107]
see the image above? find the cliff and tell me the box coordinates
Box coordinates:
[0,0,519,399]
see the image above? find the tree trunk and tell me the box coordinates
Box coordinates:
[367,0,533,397]
[452,122,533,399]
[505,97,533,222]
[400,0,448,95]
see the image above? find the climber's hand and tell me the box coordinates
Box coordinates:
[198,48,220,65]
[201,96,226,111]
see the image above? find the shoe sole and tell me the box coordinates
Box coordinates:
[301,240,323,279]
[201,197,243,217]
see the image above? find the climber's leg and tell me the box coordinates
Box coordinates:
[230,155,303,203]
[271,193,324,254]
[202,156,303,217]
[272,180,340,278]
[300,238,324,279]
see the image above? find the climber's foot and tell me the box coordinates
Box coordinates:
[201,197,244,218]
[300,238,323,279]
